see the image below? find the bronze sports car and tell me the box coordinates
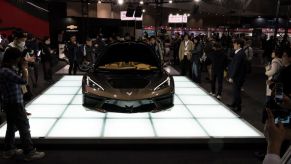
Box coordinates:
[82,42,174,113]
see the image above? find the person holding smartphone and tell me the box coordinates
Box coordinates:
[0,48,45,161]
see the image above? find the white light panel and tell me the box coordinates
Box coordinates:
[53,81,82,87]
[107,112,149,119]
[0,119,56,138]
[150,105,192,118]
[0,75,263,139]
[152,119,208,137]
[173,76,190,82]
[187,105,237,118]
[61,76,83,81]
[174,95,183,105]
[63,105,106,118]
[71,95,83,105]
[31,95,75,105]
[44,86,80,95]
[26,105,67,118]
[104,119,154,137]
[175,88,208,95]
[197,118,262,137]
[48,119,103,138]
[178,95,219,105]
[175,81,198,88]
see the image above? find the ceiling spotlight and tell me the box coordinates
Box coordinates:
[169,0,173,3]
[194,0,201,2]
[140,1,144,5]
[142,9,146,13]
[187,13,190,16]
[88,2,90,4]
[98,0,101,3]
[118,0,124,5]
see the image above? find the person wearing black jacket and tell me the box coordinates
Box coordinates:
[39,37,53,82]
[65,35,80,75]
[208,42,228,100]
[228,39,247,112]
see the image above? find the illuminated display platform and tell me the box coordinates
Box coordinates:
[0,76,264,144]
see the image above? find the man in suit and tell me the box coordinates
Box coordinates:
[65,35,81,75]
[179,33,194,77]
[228,39,247,112]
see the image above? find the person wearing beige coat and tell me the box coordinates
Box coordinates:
[179,34,194,76]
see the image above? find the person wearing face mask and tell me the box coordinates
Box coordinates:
[39,37,54,83]
[7,31,35,112]
[0,48,45,161]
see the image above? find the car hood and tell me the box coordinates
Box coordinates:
[95,42,161,68]
[83,71,174,100]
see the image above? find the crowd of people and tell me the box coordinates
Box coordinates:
[0,29,290,162]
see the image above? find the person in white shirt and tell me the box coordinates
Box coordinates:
[178,34,194,77]
[265,50,283,102]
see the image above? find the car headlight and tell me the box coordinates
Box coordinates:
[86,76,104,91]
[154,77,171,91]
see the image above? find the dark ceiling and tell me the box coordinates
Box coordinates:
[28,0,291,17]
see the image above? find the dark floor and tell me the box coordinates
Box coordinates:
[0,57,267,163]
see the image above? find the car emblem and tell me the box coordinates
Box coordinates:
[126,92,132,96]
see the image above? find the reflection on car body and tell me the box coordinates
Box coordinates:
[82,42,174,113]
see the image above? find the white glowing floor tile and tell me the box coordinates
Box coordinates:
[187,105,238,118]
[26,105,66,118]
[78,89,83,94]
[175,88,208,95]
[71,95,83,105]
[107,112,149,119]
[175,81,198,88]
[173,76,190,82]
[48,119,103,138]
[63,105,106,118]
[174,95,183,105]
[0,119,56,138]
[150,105,192,118]
[152,119,208,137]
[178,95,219,105]
[61,76,83,81]
[104,119,154,137]
[197,118,262,137]
[31,95,75,105]
[43,87,80,95]
[53,81,82,87]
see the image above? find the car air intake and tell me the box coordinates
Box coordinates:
[108,79,149,89]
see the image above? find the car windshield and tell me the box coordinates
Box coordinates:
[95,42,161,69]
[98,61,158,70]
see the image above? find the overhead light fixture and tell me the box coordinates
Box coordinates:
[88,2,90,4]
[169,0,173,3]
[118,0,124,5]
[140,1,144,5]
[98,0,101,3]
[187,13,190,17]
[142,9,146,13]
[194,0,201,2]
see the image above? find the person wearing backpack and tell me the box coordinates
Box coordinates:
[265,50,283,103]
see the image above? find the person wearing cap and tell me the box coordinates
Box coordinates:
[0,47,45,161]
